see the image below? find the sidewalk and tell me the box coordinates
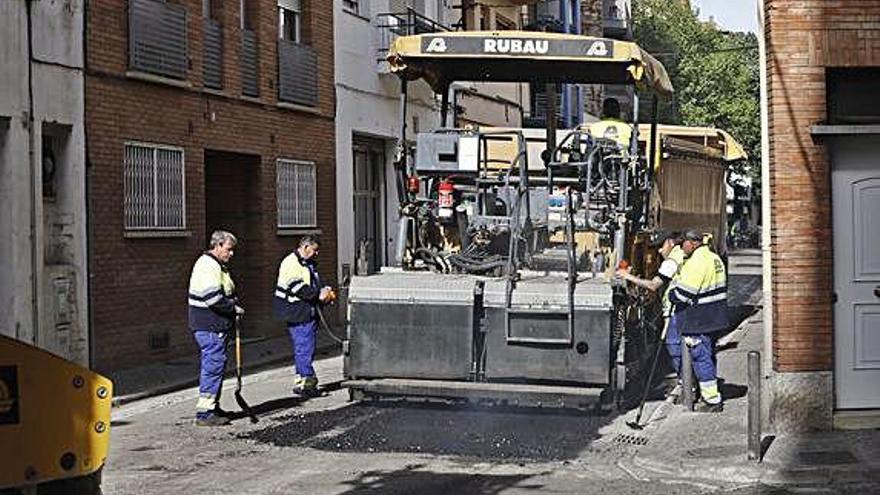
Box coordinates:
[107,330,343,406]
[629,306,880,487]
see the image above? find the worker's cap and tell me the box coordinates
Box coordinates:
[682,230,703,242]
[650,230,681,247]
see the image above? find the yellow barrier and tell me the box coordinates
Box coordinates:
[0,335,112,490]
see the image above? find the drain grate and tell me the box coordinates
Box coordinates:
[613,433,649,446]
[797,450,857,465]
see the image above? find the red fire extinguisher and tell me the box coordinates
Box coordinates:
[438,179,455,218]
[407,175,420,194]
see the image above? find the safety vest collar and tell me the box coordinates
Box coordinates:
[204,251,230,273]
[295,250,318,270]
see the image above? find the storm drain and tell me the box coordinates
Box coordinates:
[797,450,857,466]
[613,434,650,446]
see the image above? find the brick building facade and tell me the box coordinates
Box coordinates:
[764,0,880,430]
[86,0,336,373]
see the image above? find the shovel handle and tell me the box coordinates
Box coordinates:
[235,316,243,380]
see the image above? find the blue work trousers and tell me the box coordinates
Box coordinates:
[193,330,228,414]
[665,315,717,384]
[287,319,318,378]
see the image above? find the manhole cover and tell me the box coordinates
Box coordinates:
[613,434,649,446]
[797,450,857,465]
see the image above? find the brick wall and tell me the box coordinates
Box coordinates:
[86,0,336,373]
[765,1,880,372]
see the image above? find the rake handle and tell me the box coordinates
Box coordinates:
[633,311,672,424]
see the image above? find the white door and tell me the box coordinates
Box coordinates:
[833,137,880,409]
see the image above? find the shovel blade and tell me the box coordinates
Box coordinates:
[625,420,645,431]
[235,389,259,423]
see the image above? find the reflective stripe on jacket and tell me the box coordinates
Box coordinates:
[273,251,321,324]
[660,245,685,313]
[188,253,236,331]
[668,245,729,334]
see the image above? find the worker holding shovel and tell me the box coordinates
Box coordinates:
[274,236,336,398]
[187,230,245,427]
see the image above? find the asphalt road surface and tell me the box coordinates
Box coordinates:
[103,252,875,494]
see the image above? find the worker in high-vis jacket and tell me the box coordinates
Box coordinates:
[274,236,335,397]
[588,98,633,149]
[188,230,244,426]
[616,230,686,373]
[667,230,729,413]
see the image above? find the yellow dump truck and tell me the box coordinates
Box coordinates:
[0,335,112,495]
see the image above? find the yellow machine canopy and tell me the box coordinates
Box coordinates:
[387,31,674,98]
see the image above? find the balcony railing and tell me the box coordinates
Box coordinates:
[203,19,223,89]
[278,40,318,107]
[129,0,188,79]
[602,0,631,38]
[241,30,260,97]
[519,12,564,33]
[376,9,449,63]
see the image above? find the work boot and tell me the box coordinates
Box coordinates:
[693,401,724,413]
[195,413,231,427]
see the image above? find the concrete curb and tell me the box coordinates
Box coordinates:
[631,444,880,487]
[630,451,763,485]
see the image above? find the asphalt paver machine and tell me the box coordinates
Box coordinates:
[342,30,722,409]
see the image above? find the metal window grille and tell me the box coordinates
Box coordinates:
[277,159,316,227]
[124,143,185,230]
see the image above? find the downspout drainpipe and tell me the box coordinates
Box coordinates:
[757,0,774,414]
[84,0,95,369]
[25,0,40,348]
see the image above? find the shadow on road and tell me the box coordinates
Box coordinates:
[335,463,545,495]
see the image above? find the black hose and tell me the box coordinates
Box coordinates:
[316,306,346,345]
[447,257,508,272]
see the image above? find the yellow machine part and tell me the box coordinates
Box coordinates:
[0,335,112,490]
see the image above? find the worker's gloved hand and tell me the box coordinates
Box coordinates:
[319,286,337,304]
[235,305,246,315]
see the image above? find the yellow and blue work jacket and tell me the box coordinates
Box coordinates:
[659,245,686,314]
[667,245,729,334]
[273,251,321,324]
[188,253,237,331]
[588,118,633,149]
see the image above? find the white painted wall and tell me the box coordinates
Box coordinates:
[0,2,35,345]
[0,0,88,365]
[334,0,445,281]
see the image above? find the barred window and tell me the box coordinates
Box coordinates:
[124,143,186,230]
[277,159,316,227]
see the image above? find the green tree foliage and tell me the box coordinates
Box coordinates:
[632,0,760,183]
